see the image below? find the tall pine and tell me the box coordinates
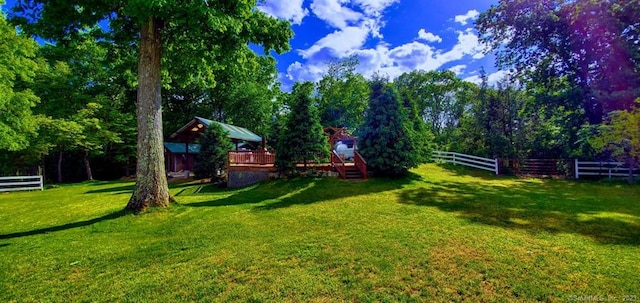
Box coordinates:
[275,82,328,174]
[359,78,419,177]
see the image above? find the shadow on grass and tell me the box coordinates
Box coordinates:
[0,210,129,240]
[433,163,510,180]
[84,181,210,195]
[399,178,640,245]
[0,243,9,248]
[184,172,422,210]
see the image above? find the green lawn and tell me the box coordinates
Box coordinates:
[1,164,638,302]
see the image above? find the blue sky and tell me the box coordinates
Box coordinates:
[256,0,506,89]
[2,0,505,89]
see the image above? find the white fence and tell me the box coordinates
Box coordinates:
[0,176,44,192]
[575,160,638,179]
[433,151,499,175]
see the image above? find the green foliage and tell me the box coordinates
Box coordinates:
[10,0,293,209]
[590,103,640,183]
[193,123,233,181]
[162,47,282,139]
[359,77,419,177]
[275,82,328,173]
[477,0,640,124]
[0,10,41,151]
[317,55,370,131]
[397,83,435,164]
[394,70,468,148]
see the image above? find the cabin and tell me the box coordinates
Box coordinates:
[165,117,264,174]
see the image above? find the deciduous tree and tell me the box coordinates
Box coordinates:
[591,103,640,184]
[11,0,292,212]
[0,8,40,151]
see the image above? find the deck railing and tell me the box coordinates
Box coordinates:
[228,151,275,166]
[354,151,367,179]
[331,150,346,179]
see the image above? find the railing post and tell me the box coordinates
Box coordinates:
[574,159,579,179]
[494,158,499,175]
[39,176,43,191]
[452,153,456,165]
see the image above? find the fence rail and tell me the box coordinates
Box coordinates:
[433,151,498,175]
[501,159,570,177]
[575,160,638,179]
[0,175,43,192]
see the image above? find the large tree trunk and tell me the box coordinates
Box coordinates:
[83,150,93,181]
[126,17,171,213]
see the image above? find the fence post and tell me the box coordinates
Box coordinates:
[574,159,579,179]
[452,153,456,165]
[39,176,43,191]
[494,159,499,175]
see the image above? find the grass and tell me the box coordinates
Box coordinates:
[0,163,638,302]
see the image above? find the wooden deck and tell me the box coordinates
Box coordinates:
[227,151,365,180]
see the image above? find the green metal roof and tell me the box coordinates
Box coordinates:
[195,117,262,142]
[164,142,201,154]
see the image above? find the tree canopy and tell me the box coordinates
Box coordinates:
[10,0,293,212]
[476,0,640,124]
[0,9,40,151]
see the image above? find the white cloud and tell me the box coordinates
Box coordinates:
[310,0,363,29]
[352,0,400,16]
[432,29,484,65]
[257,0,309,25]
[298,26,371,59]
[464,70,509,86]
[448,65,467,76]
[286,61,327,82]
[454,9,480,25]
[417,29,442,43]
[291,28,487,82]
[283,5,491,85]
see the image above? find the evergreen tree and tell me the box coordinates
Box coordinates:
[275,82,328,174]
[359,77,419,177]
[398,87,435,164]
[193,123,233,181]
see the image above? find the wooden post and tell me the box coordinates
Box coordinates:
[494,158,499,175]
[574,159,579,179]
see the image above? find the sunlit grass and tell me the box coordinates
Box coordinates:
[1,164,638,302]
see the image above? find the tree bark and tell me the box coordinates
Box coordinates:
[126,17,172,213]
[83,150,93,181]
[57,150,63,183]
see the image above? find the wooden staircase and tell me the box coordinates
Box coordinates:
[331,151,367,181]
[344,166,365,180]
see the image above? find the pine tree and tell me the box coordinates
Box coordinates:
[359,78,419,177]
[276,82,328,174]
[193,123,233,181]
